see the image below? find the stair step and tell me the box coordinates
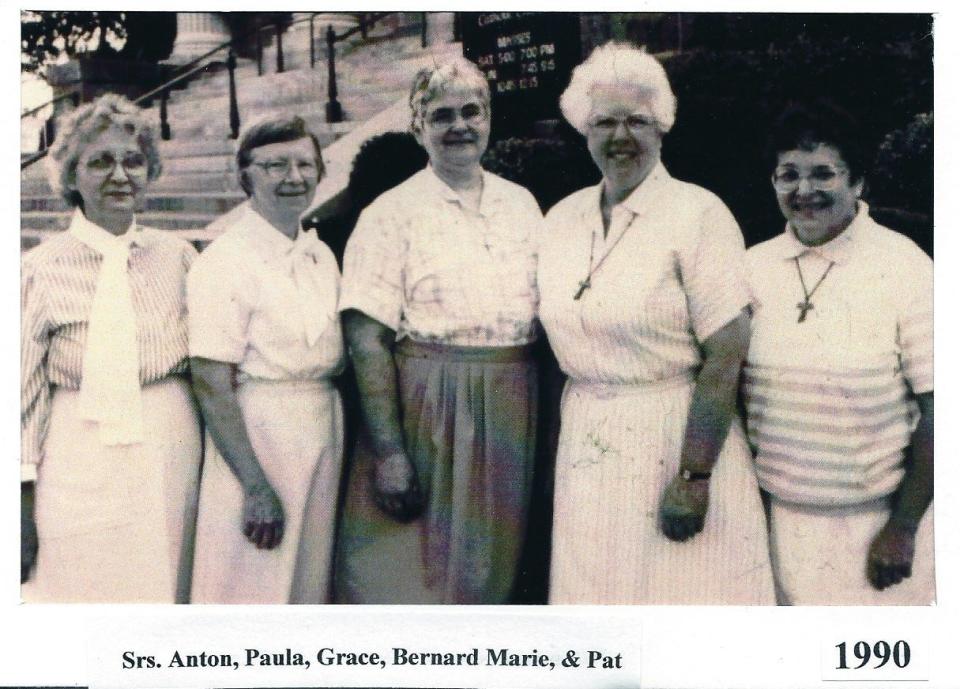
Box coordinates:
[21,211,221,232]
[21,193,246,215]
[22,227,223,253]
[21,34,462,248]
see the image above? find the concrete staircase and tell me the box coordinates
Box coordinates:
[21,27,461,250]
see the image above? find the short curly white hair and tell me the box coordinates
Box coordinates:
[46,93,162,207]
[560,42,676,135]
[408,56,491,133]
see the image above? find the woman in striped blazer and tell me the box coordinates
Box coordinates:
[21,94,202,602]
[742,101,934,604]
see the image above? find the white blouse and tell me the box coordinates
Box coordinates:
[538,162,750,385]
[187,205,344,382]
[339,166,542,347]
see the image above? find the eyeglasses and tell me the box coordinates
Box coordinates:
[772,165,849,193]
[250,159,320,179]
[588,114,657,134]
[425,102,487,128]
[83,151,148,176]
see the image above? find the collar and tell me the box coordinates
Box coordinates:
[587,160,671,219]
[235,204,323,261]
[68,208,144,252]
[776,201,871,265]
[420,164,499,214]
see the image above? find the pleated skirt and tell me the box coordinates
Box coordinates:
[27,377,201,603]
[769,496,935,605]
[549,376,776,605]
[191,379,344,604]
[333,341,537,604]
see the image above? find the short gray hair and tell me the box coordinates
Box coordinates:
[235,114,324,196]
[560,42,676,135]
[408,57,491,133]
[46,94,162,207]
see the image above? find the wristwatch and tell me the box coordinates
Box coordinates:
[679,468,712,482]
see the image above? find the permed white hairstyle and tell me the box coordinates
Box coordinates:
[408,56,491,133]
[46,93,162,207]
[560,42,677,135]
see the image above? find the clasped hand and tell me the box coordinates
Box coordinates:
[659,475,710,542]
[372,451,424,523]
[867,520,916,591]
[242,483,285,549]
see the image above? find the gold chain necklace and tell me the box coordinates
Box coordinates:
[793,256,835,322]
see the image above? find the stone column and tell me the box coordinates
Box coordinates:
[426,12,456,46]
[166,12,232,64]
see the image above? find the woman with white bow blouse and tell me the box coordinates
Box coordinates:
[187,116,345,603]
[21,94,201,602]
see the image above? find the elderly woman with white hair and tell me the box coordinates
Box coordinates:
[538,42,775,604]
[333,57,543,603]
[21,94,201,602]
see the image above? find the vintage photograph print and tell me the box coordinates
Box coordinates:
[20,11,933,608]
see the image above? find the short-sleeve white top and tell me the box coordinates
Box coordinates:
[187,205,344,382]
[338,166,541,347]
[743,204,933,506]
[538,162,750,385]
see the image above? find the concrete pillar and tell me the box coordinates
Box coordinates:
[426,12,456,46]
[166,12,232,64]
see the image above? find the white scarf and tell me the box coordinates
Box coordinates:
[69,210,144,445]
[287,229,337,347]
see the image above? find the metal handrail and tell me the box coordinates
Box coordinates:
[21,11,404,171]
[21,91,79,120]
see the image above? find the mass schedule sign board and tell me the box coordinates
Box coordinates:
[461,12,582,139]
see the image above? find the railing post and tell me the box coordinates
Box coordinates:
[160,88,171,140]
[309,15,316,68]
[275,23,285,74]
[44,118,55,148]
[421,12,428,48]
[256,29,263,76]
[359,14,367,39]
[227,50,240,140]
[325,25,343,123]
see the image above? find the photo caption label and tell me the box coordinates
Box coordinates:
[89,609,640,688]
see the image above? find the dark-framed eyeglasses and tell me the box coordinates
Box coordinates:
[772,165,849,193]
[425,102,487,128]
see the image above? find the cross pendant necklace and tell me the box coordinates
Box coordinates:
[573,277,591,300]
[793,256,835,323]
[573,213,636,300]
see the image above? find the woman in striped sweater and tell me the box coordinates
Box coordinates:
[743,102,934,604]
[20,95,202,602]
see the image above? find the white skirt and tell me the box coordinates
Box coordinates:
[190,379,344,604]
[769,496,935,605]
[27,377,201,603]
[549,376,776,604]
